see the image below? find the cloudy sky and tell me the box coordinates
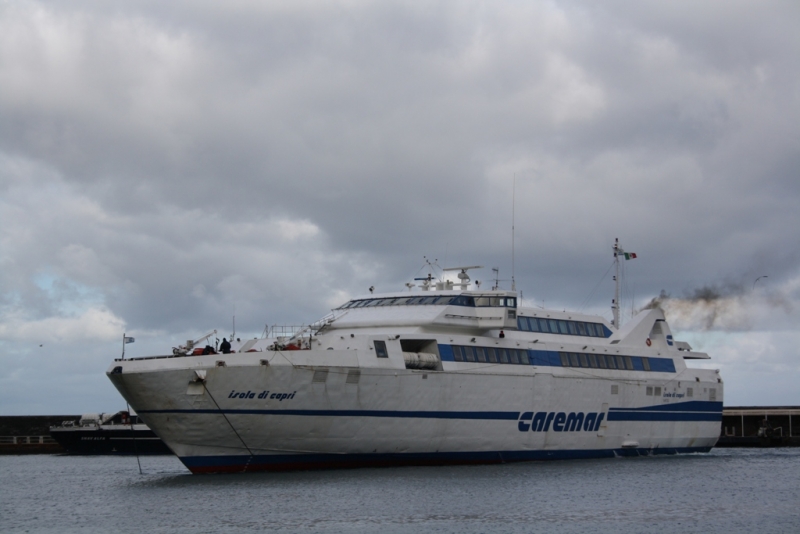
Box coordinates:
[1,0,798,414]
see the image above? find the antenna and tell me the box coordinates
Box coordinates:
[511,173,516,291]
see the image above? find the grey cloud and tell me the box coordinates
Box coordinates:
[1,0,799,412]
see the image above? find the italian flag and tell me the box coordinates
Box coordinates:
[623,252,637,260]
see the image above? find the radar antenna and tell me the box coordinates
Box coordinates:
[443,265,483,290]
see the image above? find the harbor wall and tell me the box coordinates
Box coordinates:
[0,415,77,454]
[717,406,800,447]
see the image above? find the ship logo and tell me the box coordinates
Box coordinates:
[517,411,605,432]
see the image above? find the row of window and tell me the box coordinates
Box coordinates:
[517,317,610,338]
[339,295,517,310]
[452,345,531,365]
[444,345,676,373]
[558,352,674,373]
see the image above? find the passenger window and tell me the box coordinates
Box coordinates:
[498,349,509,363]
[520,351,530,365]
[559,352,569,366]
[487,348,498,363]
[374,340,388,358]
[476,347,487,362]
[569,353,580,367]
[464,346,476,362]
[528,318,540,332]
[558,320,569,334]
[616,356,626,369]
[624,356,634,370]
[579,353,589,367]
[510,350,520,364]
[585,323,596,336]
[453,346,464,362]
[588,354,598,368]
[642,357,651,371]
[576,322,586,336]
[597,354,607,369]
[539,319,550,333]
[607,356,617,369]
[548,319,559,333]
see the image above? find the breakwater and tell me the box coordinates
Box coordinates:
[0,415,77,454]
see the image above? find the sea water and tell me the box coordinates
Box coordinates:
[1,448,799,533]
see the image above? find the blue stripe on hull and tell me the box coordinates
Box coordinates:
[609,401,722,413]
[181,447,714,474]
[607,401,722,422]
[139,408,522,420]
[141,408,721,422]
[608,412,722,422]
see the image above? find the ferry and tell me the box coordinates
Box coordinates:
[106,242,723,473]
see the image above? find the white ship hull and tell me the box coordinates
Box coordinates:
[109,344,722,474]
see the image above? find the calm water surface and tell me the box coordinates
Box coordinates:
[2,448,799,533]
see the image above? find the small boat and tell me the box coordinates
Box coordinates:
[49,411,173,455]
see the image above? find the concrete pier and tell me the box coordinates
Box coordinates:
[718,406,800,447]
[0,415,76,454]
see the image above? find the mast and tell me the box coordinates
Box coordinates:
[511,173,516,291]
[612,238,621,329]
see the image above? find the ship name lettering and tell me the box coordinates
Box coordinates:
[227,389,297,401]
[517,411,605,432]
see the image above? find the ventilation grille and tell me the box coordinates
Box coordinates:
[346,370,361,384]
[312,369,329,383]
